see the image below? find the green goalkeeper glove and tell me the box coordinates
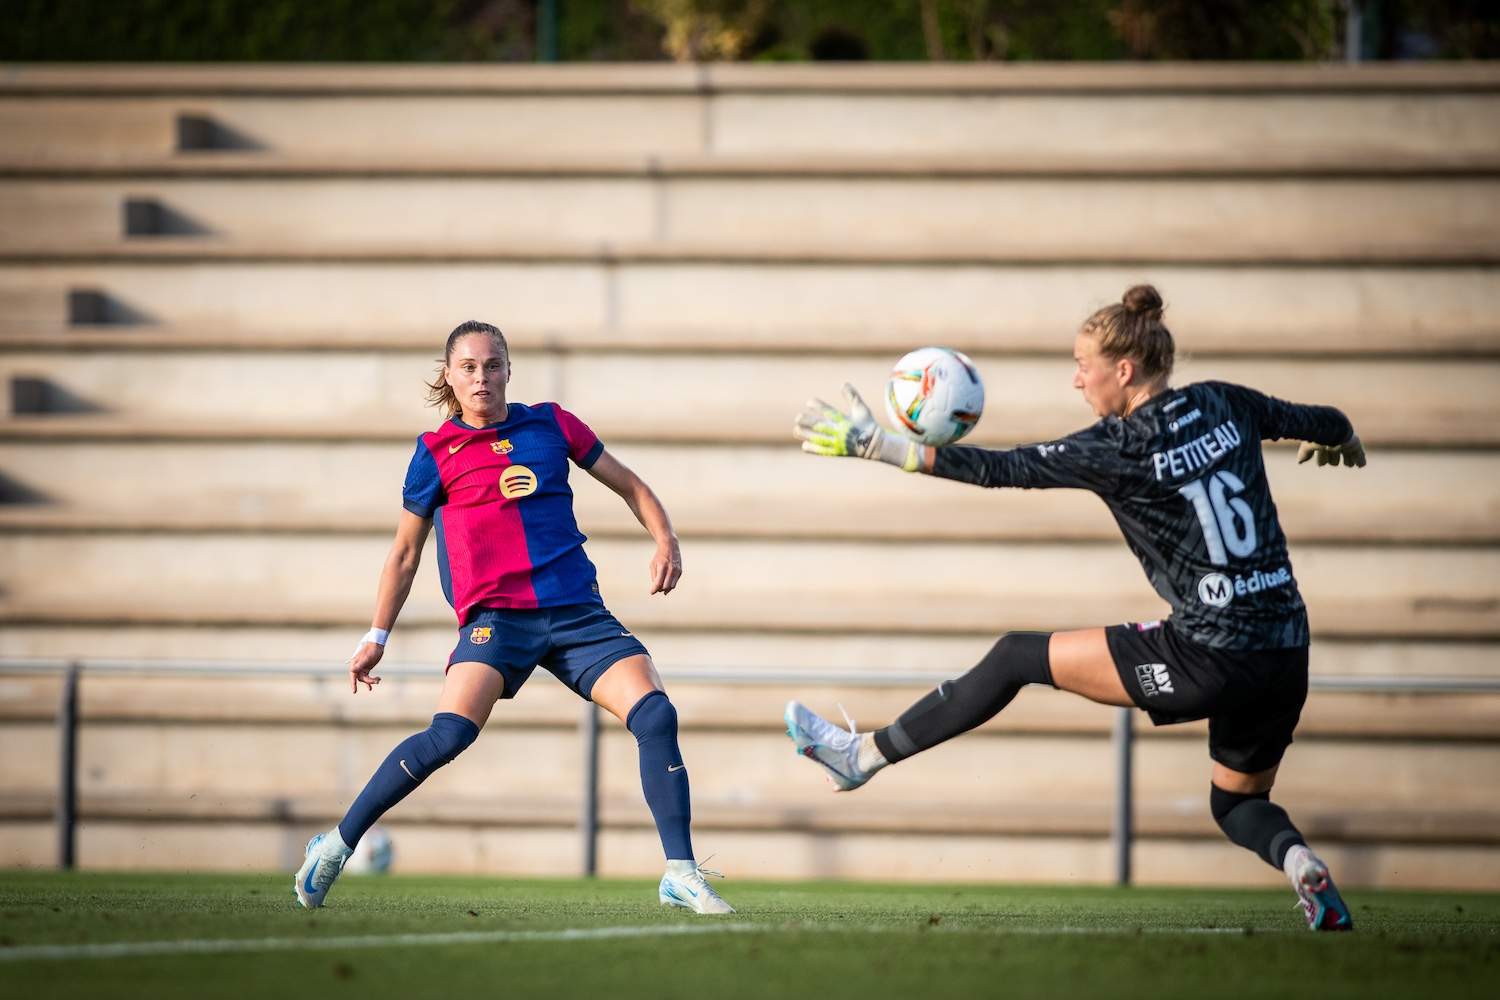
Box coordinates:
[795,383,921,472]
[1297,435,1367,468]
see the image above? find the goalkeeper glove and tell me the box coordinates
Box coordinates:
[795,383,921,472]
[1297,435,1366,468]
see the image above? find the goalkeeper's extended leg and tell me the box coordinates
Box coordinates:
[785,631,1053,790]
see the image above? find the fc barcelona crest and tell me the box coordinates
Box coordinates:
[470,626,493,645]
[492,439,514,454]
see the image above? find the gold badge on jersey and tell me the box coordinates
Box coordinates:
[499,465,538,499]
[470,626,492,645]
[492,439,513,454]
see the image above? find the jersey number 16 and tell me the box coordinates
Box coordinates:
[1178,470,1258,566]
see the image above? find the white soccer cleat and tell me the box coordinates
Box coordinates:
[1288,849,1354,932]
[659,860,735,915]
[294,829,353,909]
[784,700,872,792]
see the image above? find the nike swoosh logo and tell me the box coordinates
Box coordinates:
[448,440,469,455]
[667,763,686,773]
[620,631,632,637]
[303,862,320,896]
[399,759,417,780]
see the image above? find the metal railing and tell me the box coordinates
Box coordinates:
[4,657,1499,885]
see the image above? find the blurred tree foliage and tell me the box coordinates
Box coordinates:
[1,0,1493,62]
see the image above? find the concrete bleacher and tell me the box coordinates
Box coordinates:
[1,63,1497,888]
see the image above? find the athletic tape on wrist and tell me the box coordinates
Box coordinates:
[362,627,390,647]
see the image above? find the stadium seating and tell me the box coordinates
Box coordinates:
[1,63,1496,887]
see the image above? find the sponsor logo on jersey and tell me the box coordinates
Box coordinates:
[1135,620,1163,632]
[1135,662,1174,697]
[1198,573,1234,607]
[470,626,493,645]
[498,465,538,499]
[1198,566,1293,607]
[448,439,470,455]
[1035,442,1068,458]
[492,439,513,454]
[1168,407,1203,433]
[1151,420,1243,481]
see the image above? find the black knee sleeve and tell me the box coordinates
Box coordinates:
[1211,784,1305,870]
[875,631,1053,764]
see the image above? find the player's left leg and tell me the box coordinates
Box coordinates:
[590,654,733,914]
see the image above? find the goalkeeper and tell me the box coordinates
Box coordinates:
[786,284,1364,932]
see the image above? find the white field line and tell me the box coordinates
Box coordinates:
[0,922,766,962]
[0,922,1280,963]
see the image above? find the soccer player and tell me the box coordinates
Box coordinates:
[295,321,732,914]
[787,285,1362,931]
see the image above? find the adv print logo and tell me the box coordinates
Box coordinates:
[1198,572,1234,608]
[470,626,493,645]
[1135,662,1174,697]
[499,465,538,499]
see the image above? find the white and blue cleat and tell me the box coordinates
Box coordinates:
[659,860,735,914]
[294,829,354,909]
[784,700,871,792]
[1291,851,1354,932]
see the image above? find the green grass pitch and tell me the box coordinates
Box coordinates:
[1,872,1497,999]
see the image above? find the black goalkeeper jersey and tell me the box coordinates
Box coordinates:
[932,381,1353,650]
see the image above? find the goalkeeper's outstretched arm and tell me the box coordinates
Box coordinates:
[795,385,1122,492]
[794,384,934,473]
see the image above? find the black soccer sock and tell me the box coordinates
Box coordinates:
[1210,784,1307,870]
[873,632,1053,764]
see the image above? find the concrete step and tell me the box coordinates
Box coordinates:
[3,708,1496,883]
[3,262,1496,356]
[3,176,1497,262]
[5,672,1497,742]
[2,631,1489,683]
[0,440,1495,544]
[1,350,1494,446]
[4,791,1495,851]
[3,63,1496,170]
[5,716,1494,823]
[1,533,1494,637]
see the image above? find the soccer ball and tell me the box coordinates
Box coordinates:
[344,825,394,874]
[884,347,985,446]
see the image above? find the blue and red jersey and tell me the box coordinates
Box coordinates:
[402,401,606,625]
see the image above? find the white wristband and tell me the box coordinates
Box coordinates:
[361,627,390,647]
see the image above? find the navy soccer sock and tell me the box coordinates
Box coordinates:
[626,690,694,861]
[1211,784,1307,870]
[874,632,1053,764]
[337,712,479,848]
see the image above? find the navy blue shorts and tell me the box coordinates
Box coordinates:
[447,602,649,700]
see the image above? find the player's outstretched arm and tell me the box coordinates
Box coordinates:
[794,383,933,473]
[1297,434,1367,469]
[587,448,683,595]
[350,510,433,693]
